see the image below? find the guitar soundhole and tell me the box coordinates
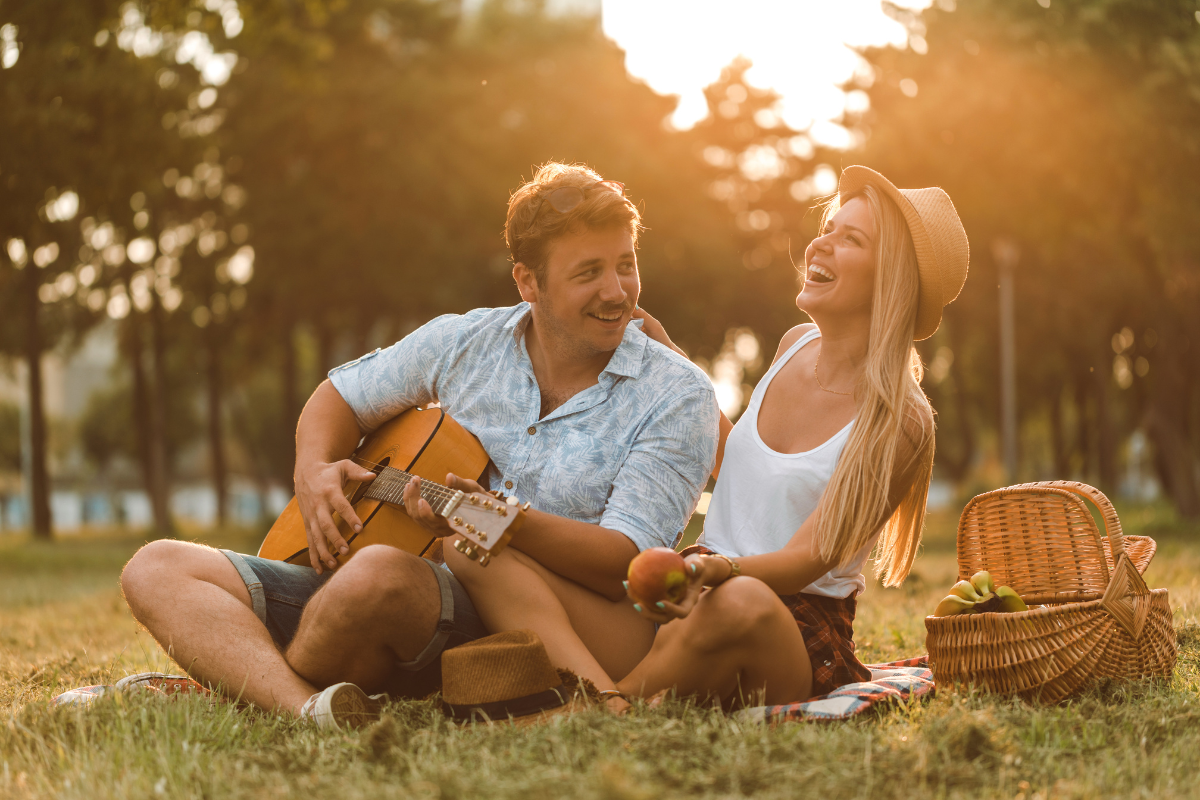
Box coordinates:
[349,456,390,504]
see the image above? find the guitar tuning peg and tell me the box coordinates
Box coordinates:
[490,489,504,499]
[454,538,467,553]
[466,546,479,561]
[479,553,491,567]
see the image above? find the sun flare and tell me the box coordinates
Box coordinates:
[603,0,932,144]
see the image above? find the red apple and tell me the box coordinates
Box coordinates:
[627,547,689,605]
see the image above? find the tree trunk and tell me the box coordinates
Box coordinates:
[1094,350,1118,494]
[22,262,52,538]
[934,377,975,486]
[282,318,298,430]
[1049,383,1069,477]
[281,317,298,486]
[1074,369,1093,483]
[1145,339,1200,518]
[125,318,155,515]
[951,376,976,483]
[316,321,334,378]
[353,316,371,362]
[206,324,227,527]
[147,299,173,535]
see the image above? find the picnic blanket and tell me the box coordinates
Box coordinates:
[735,655,934,723]
[55,658,935,723]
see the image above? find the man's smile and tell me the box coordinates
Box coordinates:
[587,308,628,324]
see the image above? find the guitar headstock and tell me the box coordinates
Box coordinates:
[443,490,528,567]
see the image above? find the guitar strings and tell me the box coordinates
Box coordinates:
[349,455,457,496]
[349,455,462,512]
[348,456,463,507]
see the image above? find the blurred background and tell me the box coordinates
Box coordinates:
[1,0,1198,539]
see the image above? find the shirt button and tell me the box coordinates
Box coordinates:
[505,480,514,490]
[527,426,536,435]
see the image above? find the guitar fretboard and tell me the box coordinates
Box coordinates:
[361,465,461,515]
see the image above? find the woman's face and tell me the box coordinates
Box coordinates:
[796,195,877,321]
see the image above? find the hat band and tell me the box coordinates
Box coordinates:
[442,684,568,722]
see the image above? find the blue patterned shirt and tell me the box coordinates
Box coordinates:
[328,303,719,552]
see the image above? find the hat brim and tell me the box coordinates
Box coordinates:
[442,683,594,727]
[443,698,588,727]
[837,165,943,340]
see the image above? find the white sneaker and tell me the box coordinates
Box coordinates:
[299,683,384,729]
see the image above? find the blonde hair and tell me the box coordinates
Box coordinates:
[812,185,935,587]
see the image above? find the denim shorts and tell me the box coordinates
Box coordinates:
[220,550,488,695]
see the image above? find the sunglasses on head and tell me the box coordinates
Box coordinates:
[528,180,626,227]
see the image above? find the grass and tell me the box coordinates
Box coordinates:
[1,507,1199,799]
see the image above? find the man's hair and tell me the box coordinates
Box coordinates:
[505,162,642,286]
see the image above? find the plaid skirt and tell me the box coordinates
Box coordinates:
[682,545,871,699]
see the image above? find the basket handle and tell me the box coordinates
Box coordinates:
[1037,480,1126,565]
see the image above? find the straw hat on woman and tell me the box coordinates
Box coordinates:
[454,165,968,710]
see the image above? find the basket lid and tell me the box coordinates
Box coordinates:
[955,481,1144,603]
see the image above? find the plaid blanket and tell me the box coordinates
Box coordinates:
[735,655,934,723]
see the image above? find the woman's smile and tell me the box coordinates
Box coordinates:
[806,264,835,284]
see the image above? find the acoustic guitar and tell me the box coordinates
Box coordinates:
[257,407,526,568]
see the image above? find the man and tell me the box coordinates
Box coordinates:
[120,162,718,727]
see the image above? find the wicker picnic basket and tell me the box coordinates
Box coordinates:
[925,481,1176,703]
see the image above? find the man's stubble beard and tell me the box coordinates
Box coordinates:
[534,292,622,364]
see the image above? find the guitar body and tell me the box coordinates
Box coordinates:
[258,407,490,567]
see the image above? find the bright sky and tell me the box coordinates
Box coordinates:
[602,0,932,145]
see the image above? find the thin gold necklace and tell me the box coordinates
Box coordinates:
[814,350,853,396]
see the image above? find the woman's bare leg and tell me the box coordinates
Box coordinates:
[447,545,654,692]
[618,577,812,708]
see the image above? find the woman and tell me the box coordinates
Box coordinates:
[449,166,969,709]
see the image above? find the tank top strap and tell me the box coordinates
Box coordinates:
[746,327,822,413]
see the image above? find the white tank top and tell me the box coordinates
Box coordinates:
[698,328,875,598]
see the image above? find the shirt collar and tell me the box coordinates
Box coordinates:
[505,302,647,381]
[601,319,647,380]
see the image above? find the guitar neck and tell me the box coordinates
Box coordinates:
[361,466,462,515]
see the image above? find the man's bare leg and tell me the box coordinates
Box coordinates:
[121,539,317,714]
[284,546,442,693]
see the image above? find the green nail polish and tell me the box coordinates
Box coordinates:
[622,580,629,590]
[655,602,665,609]
[633,604,642,613]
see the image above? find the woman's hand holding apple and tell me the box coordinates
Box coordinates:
[625,550,729,624]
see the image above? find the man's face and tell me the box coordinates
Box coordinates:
[517,226,640,360]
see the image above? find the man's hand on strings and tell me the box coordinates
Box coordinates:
[401,473,488,537]
[294,458,376,575]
